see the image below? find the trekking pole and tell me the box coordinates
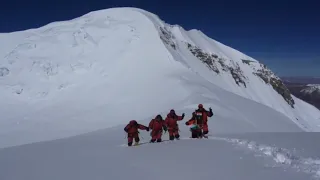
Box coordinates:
[124,132,127,146]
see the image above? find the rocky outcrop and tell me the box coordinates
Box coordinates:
[0,67,9,77]
[252,63,295,108]
[187,43,220,73]
[241,59,255,66]
[157,25,294,108]
[229,64,247,88]
[187,43,247,87]
[159,27,176,49]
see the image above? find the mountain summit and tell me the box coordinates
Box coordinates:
[0,7,319,148]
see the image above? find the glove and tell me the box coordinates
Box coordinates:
[146,127,150,131]
[209,107,213,113]
[124,128,128,133]
[185,122,189,125]
[182,113,185,119]
[163,126,168,132]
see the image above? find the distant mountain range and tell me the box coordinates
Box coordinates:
[282,76,320,110]
[281,76,320,84]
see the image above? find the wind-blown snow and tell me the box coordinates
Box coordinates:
[0,7,320,148]
[213,136,320,179]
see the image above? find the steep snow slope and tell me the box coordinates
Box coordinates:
[0,7,319,148]
[137,8,320,131]
[161,24,319,130]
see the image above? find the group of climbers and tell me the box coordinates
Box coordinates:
[124,104,214,146]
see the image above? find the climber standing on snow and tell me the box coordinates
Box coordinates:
[185,104,213,138]
[124,120,149,146]
[165,109,185,140]
[149,115,167,143]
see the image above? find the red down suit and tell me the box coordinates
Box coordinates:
[185,104,213,138]
[149,115,167,143]
[124,120,149,146]
[164,109,184,140]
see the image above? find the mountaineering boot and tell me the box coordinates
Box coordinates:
[175,134,180,140]
[191,132,198,138]
[156,139,162,143]
[169,135,174,140]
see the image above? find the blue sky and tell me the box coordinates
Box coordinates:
[1,0,319,77]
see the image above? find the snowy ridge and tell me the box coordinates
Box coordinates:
[0,7,320,148]
[135,8,320,130]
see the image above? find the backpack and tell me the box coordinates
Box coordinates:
[195,110,204,125]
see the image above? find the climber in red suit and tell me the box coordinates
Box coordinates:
[165,109,185,140]
[149,115,167,143]
[124,120,149,146]
[185,104,213,138]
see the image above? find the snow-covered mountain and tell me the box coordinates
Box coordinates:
[1,7,320,148]
[283,80,320,110]
[301,84,320,94]
[282,76,320,84]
